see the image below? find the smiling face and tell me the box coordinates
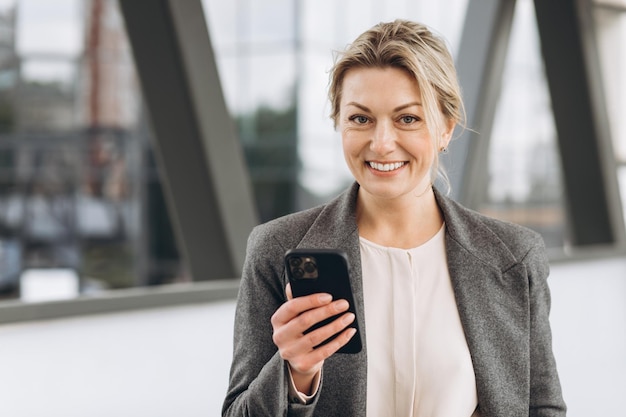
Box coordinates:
[339,66,451,203]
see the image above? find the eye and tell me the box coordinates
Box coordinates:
[348,115,370,124]
[398,115,419,124]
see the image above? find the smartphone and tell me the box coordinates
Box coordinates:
[284,248,362,354]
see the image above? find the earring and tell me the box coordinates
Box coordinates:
[439,146,448,154]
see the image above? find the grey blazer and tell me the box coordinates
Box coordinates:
[222,183,566,417]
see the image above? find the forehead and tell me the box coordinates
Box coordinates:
[340,67,421,106]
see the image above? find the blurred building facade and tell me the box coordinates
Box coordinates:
[0,0,181,299]
[0,0,624,301]
[202,0,570,243]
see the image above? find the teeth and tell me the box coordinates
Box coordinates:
[368,161,406,172]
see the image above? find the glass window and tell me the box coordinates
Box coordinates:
[204,0,469,210]
[594,2,626,226]
[203,0,299,223]
[478,0,567,249]
[10,0,622,306]
[0,0,184,302]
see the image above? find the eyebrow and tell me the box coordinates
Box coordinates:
[346,101,422,112]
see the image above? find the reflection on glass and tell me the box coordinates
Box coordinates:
[3,0,615,305]
[480,0,567,249]
[594,5,626,228]
[0,0,183,302]
[203,0,469,214]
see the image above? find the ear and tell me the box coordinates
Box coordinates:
[440,118,455,149]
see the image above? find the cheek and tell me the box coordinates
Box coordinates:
[341,129,360,154]
[401,132,433,152]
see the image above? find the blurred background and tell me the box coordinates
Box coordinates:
[0,0,624,416]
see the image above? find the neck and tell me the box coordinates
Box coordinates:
[356,186,444,249]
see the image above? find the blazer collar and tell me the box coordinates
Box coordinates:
[295,181,521,271]
[295,182,521,272]
[433,187,519,272]
[297,182,360,250]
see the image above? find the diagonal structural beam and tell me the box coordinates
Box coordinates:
[447,0,517,208]
[534,0,625,246]
[119,0,258,279]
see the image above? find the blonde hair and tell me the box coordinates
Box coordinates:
[328,19,465,189]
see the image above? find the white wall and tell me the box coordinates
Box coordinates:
[0,301,236,417]
[1,259,625,417]
[549,257,626,417]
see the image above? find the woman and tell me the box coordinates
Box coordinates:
[223,19,566,417]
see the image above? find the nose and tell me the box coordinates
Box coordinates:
[370,121,395,155]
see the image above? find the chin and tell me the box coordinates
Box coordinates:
[360,183,408,199]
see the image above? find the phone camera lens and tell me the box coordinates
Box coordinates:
[303,261,316,274]
[292,267,304,278]
[289,257,302,268]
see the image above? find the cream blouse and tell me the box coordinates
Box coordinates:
[360,224,479,417]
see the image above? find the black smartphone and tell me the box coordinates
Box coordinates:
[284,248,362,354]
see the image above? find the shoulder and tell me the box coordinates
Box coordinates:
[435,189,547,270]
[238,204,331,303]
[247,183,359,254]
[248,204,327,252]
[472,207,543,250]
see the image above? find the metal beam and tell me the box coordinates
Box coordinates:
[446,0,517,208]
[0,280,239,325]
[534,0,625,246]
[118,0,258,279]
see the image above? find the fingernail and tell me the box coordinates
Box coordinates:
[335,300,349,311]
[342,313,355,325]
[318,293,332,303]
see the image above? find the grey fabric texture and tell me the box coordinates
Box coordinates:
[222,183,566,417]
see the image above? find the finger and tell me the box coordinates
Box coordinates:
[275,306,354,359]
[290,299,350,335]
[272,299,350,348]
[288,325,358,373]
[271,292,334,327]
[301,311,355,350]
[315,326,357,357]
[286,282,292,300]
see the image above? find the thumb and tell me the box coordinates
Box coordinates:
[285,282,293,301]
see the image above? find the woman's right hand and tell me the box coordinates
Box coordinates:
[270,283,357,395]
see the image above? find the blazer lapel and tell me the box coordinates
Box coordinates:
[295,184,362,316]
[295,183,368,417]
[435,190,531,417]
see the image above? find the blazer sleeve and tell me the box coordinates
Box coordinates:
[525,240,567,416]
[222,225,320,417]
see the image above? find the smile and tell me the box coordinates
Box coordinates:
[368,161,406,172]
